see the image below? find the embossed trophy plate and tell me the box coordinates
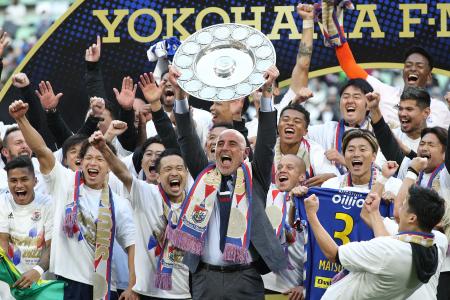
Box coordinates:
[173,23,276,101]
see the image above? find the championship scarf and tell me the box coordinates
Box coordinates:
[265,185,288,240]
[334,119,371,175]
[417,163,444,192]
[340,165,377,189]
[154,185,183,290]
[275,138,314,179]
[63,171,115,300]
[295,187,391,300]
[168,163,252,264]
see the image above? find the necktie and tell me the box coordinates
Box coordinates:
[218,176,232,252]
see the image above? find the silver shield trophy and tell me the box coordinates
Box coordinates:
[172,23,276,101]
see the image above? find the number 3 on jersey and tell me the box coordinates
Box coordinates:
[333,212,354,245]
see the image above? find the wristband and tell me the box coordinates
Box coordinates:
[405,171,418,181]
[303,20,314,29]
[33,265,44,276]
[407,166,419,176]
[376,175,388,185]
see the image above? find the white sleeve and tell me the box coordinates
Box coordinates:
[307,123,329,150]
[310,142,340,176]
[43,161,73,197]
[114,195,136,250]
[429,99,450,129]
[338,238,390,273]
[130,178,160,210]
[43,197,54,241]
[0,196,9,233]
[441,168,450,188]
[396,158,411,180]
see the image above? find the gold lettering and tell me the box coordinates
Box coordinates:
[128,9,163,43]
[195,7,231,31]
[324,260,331,271]
[437,3,450,37]
[267,6,301,40]
[349,4,385,39]
[318,259,327,270]
[93,9,129,43]
[163,8,195,40]
[399,4,427,38]
[231,6,266,30]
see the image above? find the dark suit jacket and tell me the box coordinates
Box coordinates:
[175,109,287,274]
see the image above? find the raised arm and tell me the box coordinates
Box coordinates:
[89,130,133,192]
[368,92,407,165]
[139,72,180,151]
[252,66,279,192]
[11,73,43,132]
[85,36,107,100]
[335,42,369,79]
[304,194,338,262]
[9,100,55,174]
[0,30,9,78]
[230,99,253,161]
[290,3,314,93]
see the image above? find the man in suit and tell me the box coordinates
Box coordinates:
[168,65,287,299]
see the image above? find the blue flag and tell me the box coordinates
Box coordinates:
[295,188,391,300]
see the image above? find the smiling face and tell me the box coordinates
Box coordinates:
[205,126,227,162]
[278,109,308,146]
[275,155,306,192]
[161,73,175,109]
[64,143,82,172]
[142,142,165,184]
[210,102,233,125]
[215,130,248,176]
[344,137,376,180]
[398,99,429,134]
[80,146,109,189]
[417,133,445,173]
[2,130,32,161]
[403,53,432,88]
[157,155,187,201]
[7,167,36,205]
[339,86,368,127]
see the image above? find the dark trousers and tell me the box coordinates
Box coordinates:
[191,264,264,300]
[139,296,190,300]
[437,271,450,300]
[57,276,119,300]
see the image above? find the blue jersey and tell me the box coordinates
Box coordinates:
[295,187,391,300]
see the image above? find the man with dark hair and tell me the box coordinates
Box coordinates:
[0,156,53,292]
[0,126,47,195]
[276,102,338,186]
[60,134,88,171]
[333,38,450,128]
[376,86,431,167]
[304,183,445,299]
[8,100,138,300]
[90,131,191,300]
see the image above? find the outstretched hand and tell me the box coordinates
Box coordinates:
[35,81,63,110]
[139,72,165,104]
[85,35,102,62]
[114,77,137,110]
[0,29,9,57]
[9,100,29,120]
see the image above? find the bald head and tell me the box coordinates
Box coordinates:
[215,129,249,176]
[276,154,307,192]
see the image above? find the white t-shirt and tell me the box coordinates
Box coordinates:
[321,174,402,196]
[383,218,449,300]
[44,162,135,288]
[262,200,305,293]
[322,236,421,300]
[0,192,53,273]
[0,158,48,196]
[130,178,190,298]
[366,75,450,129]
[398,159,450,272]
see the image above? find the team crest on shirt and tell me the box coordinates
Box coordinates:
[31,210,41,222]
[192,205,207,223]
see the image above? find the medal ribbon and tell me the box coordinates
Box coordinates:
[417,163,444,188]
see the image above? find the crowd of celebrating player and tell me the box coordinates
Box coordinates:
[0,3,448,300]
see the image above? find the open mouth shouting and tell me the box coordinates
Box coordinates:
[86,168,100,179]
[284,127,295,139]
[345,106,356,114]
[168,178,182,193]
[220,154,232,167]
[14,189,28,201]
[407,74,419,85]
[351,159,364,171]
